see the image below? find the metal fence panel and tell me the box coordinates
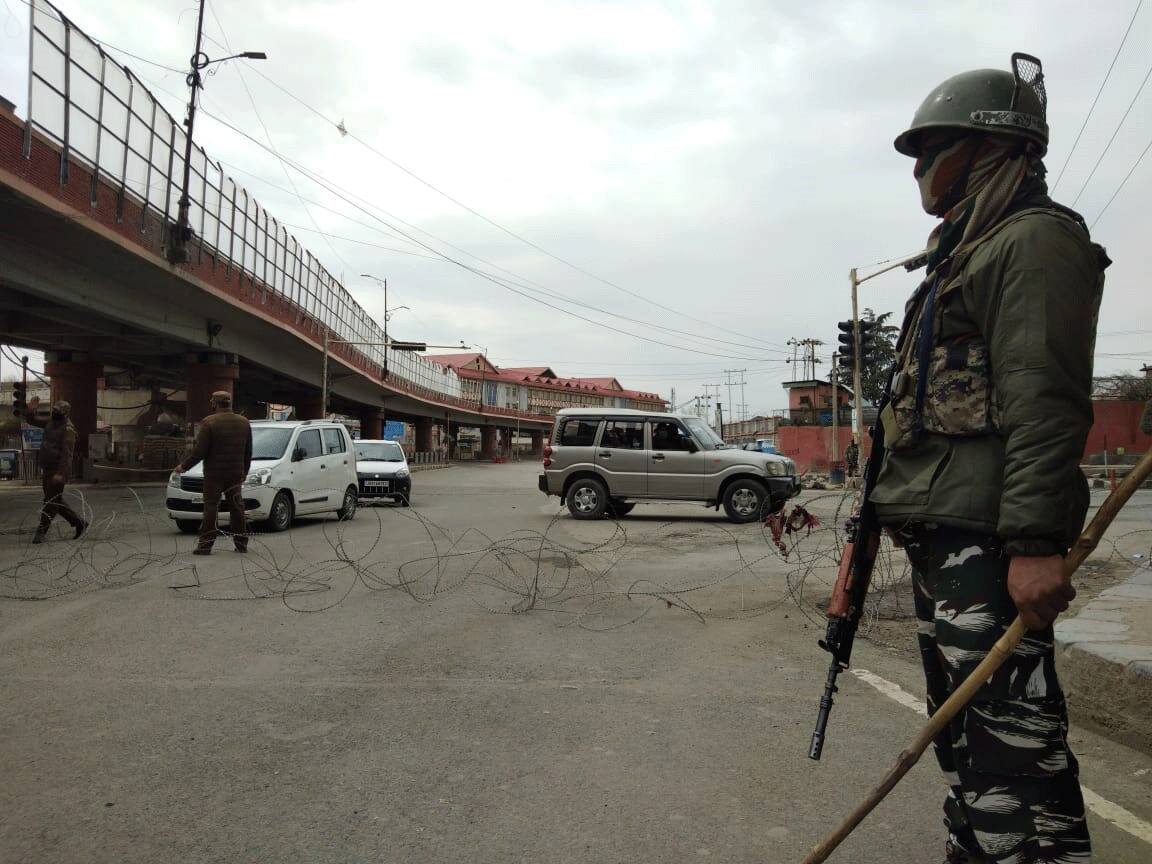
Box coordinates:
[22,0,464,404]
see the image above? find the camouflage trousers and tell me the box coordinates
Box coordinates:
[901,526,1091,863]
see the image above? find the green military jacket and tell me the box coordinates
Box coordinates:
[871,195,1106,556]
[180,410,253,482]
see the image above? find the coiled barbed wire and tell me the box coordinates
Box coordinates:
[3,484,1148,641]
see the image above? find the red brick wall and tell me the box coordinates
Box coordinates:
[775,425,858,474]
[1084,400,1152,457]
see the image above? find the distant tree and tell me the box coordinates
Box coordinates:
[847,308,900,406]
[1093,373,1152,402]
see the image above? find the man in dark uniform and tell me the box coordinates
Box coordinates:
[174,391,252,555]
[844,438,860,478]
[872,55,1108,863]
[24,396,87,544]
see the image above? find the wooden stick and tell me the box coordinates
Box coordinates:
[801,447,1152,864]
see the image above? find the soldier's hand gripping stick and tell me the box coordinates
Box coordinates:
[800,446,1152,864]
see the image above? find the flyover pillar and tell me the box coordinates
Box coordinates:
[185,352,239,425]
[295,395,324,421]
[415,418,433,453]
[361,409,385,440]
[480,426,496,459]
[44,351,102,458]
[530,429,544,457]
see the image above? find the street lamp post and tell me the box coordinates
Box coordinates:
[847,252,927,443]
[320,337,467,419]
[169,0,265,264]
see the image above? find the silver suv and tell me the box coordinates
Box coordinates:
[537,408,799,523]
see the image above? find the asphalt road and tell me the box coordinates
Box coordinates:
[1,464,1149,863]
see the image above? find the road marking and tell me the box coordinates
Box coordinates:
[852,668,1152,846]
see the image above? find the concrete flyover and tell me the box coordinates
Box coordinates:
[0,108,551,452]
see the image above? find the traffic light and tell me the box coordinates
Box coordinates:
[12,381,26,416]
[837,321,855,368]
[837,319,876,369]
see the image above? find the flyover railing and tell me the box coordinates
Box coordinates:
[20,0,480,407]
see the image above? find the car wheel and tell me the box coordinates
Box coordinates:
[176,519,200,535]
[337,486,358,521]
[722,479,768,524]
[607,500,635,518]
[265,491,294,533]
[567,477,609,520]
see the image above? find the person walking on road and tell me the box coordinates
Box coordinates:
[843,438,860,478]
[872,54,1109,863]
[22,396,87,544]
[174,391,252,556]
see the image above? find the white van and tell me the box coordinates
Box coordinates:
[166,420,359,534]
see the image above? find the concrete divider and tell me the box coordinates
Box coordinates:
[1056,566,1152,754]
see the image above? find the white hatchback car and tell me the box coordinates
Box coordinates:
[166,420,359,534]
[354,439,412,505]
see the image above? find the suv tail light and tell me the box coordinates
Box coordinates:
[542,445,553,468]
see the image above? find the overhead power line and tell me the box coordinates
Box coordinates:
[205,1,350,276]
[93,24,804,356]
[1070,58,1152,208]
[237,64,787,350]
[191,102,791,358]
[1052,0,1144,193]
[1090,132,1152,229]
[198,110,774,363]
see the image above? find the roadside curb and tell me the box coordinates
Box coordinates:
[410,463,452,473]
[1056,565,1152,754]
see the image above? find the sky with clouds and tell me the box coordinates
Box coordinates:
[1,0,1149,415]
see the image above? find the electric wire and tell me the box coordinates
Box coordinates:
[1090,132,1152,229]
[1070,58,1152,208]
[240,64,787,350]
[193,107,784,362]
[205,1,351,278]
[1052,0,1145,193]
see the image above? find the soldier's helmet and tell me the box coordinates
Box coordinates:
[51,400,71,416]
[894,53,1048,157]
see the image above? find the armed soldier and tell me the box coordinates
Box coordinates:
[868,55,1108,863]
[174,391,252,555]
[23,396,88,544]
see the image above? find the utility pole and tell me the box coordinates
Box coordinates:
[716,401,724,438]
[170,2,265,263]
[848,251,927,439]
[830,351,839,465]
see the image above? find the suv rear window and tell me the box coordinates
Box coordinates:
[558,419,599,446]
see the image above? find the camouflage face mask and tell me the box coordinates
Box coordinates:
[920,136,1032,272]
[915,136,978,216]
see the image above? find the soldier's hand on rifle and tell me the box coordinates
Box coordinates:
[1008,555,1076,630]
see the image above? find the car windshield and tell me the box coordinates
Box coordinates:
[682,417,726,451]
[251,427,293,460]
[356,442,405,462]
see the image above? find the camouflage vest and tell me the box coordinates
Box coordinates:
[881,206,1106,452]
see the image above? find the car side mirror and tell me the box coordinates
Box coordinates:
[685,439,698,453]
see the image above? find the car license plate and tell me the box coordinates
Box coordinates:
[191,495,203,504]
[366,482,389,490]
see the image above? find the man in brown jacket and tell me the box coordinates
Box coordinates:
[175,391,252,555]
[24,396,87,544]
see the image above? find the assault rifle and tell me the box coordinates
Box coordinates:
[807,416,886,761]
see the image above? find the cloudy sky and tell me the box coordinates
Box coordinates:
[1,0,1149,414]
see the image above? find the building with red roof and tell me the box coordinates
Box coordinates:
[424,353,666,416]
